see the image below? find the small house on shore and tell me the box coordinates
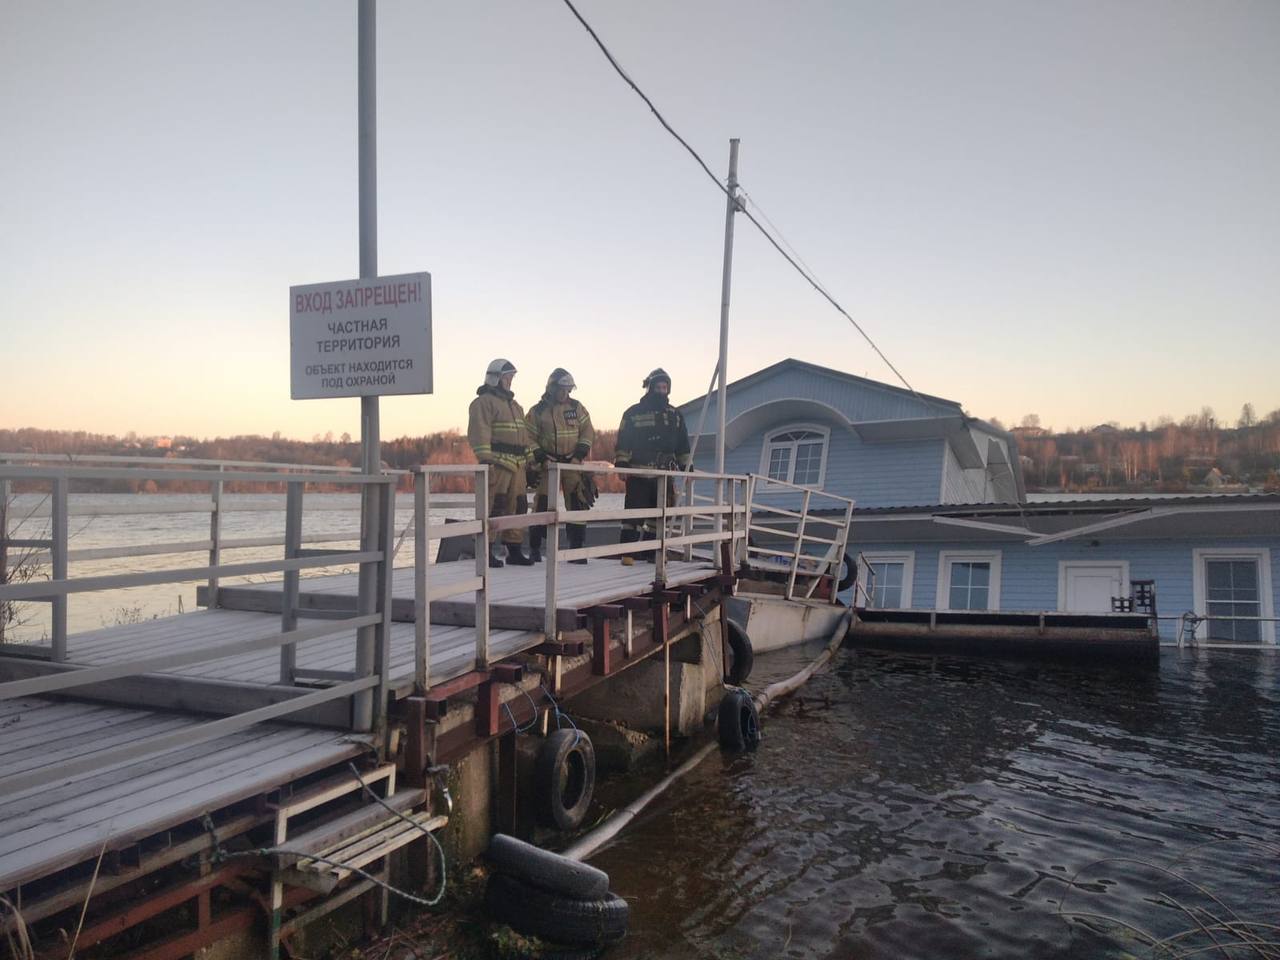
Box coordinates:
[680,359,1280,646]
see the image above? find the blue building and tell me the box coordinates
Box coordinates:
[680,359,1280,646]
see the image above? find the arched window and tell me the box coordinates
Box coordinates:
[759,424,829,487]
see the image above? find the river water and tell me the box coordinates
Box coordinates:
[593,645,1280,959]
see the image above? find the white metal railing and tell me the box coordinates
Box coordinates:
[0,453,386,617]
[0,459,399,796]
[409,463,754,688]
[1170,611,1280,649]
[741,475,856,600]
[412,464,492,692]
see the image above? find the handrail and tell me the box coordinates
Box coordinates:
[740,473,856,601]
[0,450,410,474]
[0,460,399,747]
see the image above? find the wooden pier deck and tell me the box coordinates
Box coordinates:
[46,558,719,692]
[0,695,363,893]
[0,558,725,904]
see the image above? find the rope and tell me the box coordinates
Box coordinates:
[201,762,450,910]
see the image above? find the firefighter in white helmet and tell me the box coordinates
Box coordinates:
[468,359,534,567]
[526,368,596,564]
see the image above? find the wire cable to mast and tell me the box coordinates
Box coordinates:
[558,0,920,398]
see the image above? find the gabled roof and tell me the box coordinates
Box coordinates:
[677,358,963,417]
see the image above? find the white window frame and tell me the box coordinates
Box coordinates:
[857,551,915,609]
[936,550,1002,611]
[1192,547,1275,645]
[1056,560,1131,613]
[758,423,830,489]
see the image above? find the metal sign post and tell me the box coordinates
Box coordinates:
[355,0,379,732]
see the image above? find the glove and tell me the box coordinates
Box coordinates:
[533,448,548,463]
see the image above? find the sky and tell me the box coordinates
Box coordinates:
[2,0,1278,441]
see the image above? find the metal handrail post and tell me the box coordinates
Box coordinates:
[207,465,223,608]
[544,462,560,639]
[835,500,855,603]
[655,471,667,584]
[352,479,382,732]
[0,478,8,645]
[51,476,68,660]
[279,481,303,683]
[683,475,694,563]
[475,466,490,669]
[372,480,395,742]
[414,469,430,692]
[785,489,811,600]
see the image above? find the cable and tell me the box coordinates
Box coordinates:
[346,762,448,905]
[558,0,921,398]
[540,683,582,746]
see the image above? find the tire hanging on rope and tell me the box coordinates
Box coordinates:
[534,728,597,831]
[723,617,754,686]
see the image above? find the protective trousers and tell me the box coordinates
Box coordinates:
[487,464,526,545]
[529,482,588,555]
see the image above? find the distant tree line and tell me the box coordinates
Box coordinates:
[0,427,625,493]
[992,404,1280,493]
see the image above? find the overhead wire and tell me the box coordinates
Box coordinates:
[557,0,921,398]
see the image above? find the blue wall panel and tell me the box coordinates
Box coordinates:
[847,536,1280,643]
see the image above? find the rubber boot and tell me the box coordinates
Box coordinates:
[619,527,639,566]
[505,542,535,566]
[528,525,544,563]
[488,540,505,568]
[568,525,587,565]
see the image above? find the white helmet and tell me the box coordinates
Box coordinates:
[485,358,517,387]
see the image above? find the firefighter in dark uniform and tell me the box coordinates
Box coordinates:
[526,368,596,564]
[614,368,691,565]
[468,359,535,567]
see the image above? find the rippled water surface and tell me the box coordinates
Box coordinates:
[594,647,1280,959]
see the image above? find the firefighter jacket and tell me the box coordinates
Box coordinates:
[527,396,594,463]
[468,385,529,472]
[614,393,691,469]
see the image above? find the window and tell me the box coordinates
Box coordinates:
[858,552,915,608]
[937,551,1002,611]
[1193,549,1274,644]
[760,425,829,487]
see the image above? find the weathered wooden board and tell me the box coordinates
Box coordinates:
[0,696,362,891]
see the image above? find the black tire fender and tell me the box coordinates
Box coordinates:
[534,728,596,831]
[837,552,857,593]
[485,872,629,946]
[485,833,610,901]
[723,618,754,686]
[717,689,761,752]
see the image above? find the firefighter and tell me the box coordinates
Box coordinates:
[467,359,535,567]
[526,368,596,564]
[614,368,691,565]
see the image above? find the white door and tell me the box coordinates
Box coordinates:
[1059,562,1128,613]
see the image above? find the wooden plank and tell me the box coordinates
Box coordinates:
[0,677,375,797]
[0,662,354,728]
[274,790,423,866]
[0,736,361,890]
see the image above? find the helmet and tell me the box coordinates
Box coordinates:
[546,368,576,391]
[485,358,517,387]
[642,367,671,391]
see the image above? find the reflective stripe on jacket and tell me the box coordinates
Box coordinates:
[614,393,691,469]
[527,397,594,461]
[468,385,529,471]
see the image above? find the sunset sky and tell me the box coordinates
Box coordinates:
[3,0,1277,441]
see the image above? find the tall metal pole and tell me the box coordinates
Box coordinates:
[354,0,379,732]
[359,0,379,470]
[715,139,740,476]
